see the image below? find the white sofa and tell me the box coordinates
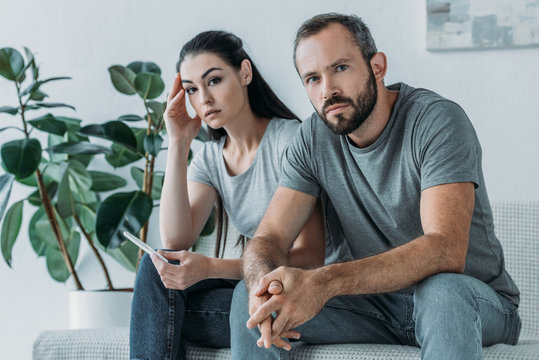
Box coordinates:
[33,201,539,359]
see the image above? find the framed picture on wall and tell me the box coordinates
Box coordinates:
[427,0,539,50]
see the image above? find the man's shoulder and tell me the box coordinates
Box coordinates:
[397,83,463,115]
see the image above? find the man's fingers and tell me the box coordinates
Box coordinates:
[268,280,283,295]
[247,299,276,329]
[254,277,271,296]
[281,329,301,340]
[272,337,291,351]
[257,317,272,349]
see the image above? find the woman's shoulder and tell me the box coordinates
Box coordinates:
[269,117,301,139]
[190,135,224,166]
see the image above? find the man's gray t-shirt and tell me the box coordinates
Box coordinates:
[188,118,350,264]
[280,83,519,305]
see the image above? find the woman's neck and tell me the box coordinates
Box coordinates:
[221,108,271,176]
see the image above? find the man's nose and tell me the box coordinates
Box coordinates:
[322,78,339,100]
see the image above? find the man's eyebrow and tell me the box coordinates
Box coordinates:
[300,58,352,80]
[327,58,351,70]
[301,71,318,80]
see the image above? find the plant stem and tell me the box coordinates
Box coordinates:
[73,212,114,290]
[16,81,83,290]
[36,169,84,290]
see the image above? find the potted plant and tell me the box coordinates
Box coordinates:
[0,47,213,328]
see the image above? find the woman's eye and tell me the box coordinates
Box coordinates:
[186,87,197,95]
[208,77,221,86]
[336,64,348,72]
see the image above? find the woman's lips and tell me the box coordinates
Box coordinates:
[204,109,221,119]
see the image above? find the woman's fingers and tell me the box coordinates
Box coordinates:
[167,73,182,103]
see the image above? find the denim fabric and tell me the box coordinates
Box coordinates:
[130,253,239,360]
[230,273,520,360]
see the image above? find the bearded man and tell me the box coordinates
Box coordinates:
[230,13,521,360]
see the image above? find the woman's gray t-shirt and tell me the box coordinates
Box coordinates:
[188,118,299,239]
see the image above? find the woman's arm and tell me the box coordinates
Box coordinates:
[287,199,325,268]
[159,74,217,250]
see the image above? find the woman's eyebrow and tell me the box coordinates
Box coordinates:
[181,67,223,84]
[201,67,222,79]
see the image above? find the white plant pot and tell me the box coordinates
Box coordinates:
[69,289,133,329]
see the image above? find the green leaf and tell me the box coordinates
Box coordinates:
[48,141,113,155]
[48,133,68,163]
[0,174,15,221]
[34,206,72,249]
[23,47,37,80]
[130,167,164,200]
[104,127,145,167]
[40,76,71,85]
[28,207,48,256]
[127,61,161,75]
[96,191,153,249]
[57,161,95,218]
[0,106,18,115]
[45,230,80,282]
[27,181,58,206]
[89,171,127,191]
[28,102,76,111]
[28,114,67,136]
[1,200,24,267]
[19,80,41,97]
[79,121,137,150]
[135,72,165,100]
[30,89,48,101]
[108,65,137,95]
[143,133,163,157]
[118,114,143,122]
[1,138,42,179]
[104,239,138,272]
[0,48,24,81]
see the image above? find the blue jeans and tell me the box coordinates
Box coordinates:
[130,253,239,360]
[230,273,520,360]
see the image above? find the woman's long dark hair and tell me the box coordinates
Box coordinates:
[177,31,299,258]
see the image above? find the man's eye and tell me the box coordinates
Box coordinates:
[306,76,319,84]
[336,65,348,72]
[208,77,221,86]
[186,87,197,95]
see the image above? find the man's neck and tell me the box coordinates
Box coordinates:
[346,87,399,149]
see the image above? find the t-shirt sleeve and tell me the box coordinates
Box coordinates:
[187,143,215,188]
[279,115,321,197]
[415,100,481,191]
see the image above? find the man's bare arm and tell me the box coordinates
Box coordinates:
[248,182,475,340]
[242,186,318,292]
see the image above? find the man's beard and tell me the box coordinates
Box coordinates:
[317,69,378,135]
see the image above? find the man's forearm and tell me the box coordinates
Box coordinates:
[242,236,289,292]
[314,233,466,299]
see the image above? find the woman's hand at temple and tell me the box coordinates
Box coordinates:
[164,73,201,144]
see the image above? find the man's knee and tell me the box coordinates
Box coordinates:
[413,273,480,328]
[415,273,477,305]
[230,280,249,319]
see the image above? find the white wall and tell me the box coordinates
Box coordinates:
[1,0,538,358]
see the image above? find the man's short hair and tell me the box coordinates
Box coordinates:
[293,13,378,66]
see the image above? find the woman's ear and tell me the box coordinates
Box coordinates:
[240,59,253,86]
[369,52,388,82]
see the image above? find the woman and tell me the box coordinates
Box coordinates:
[129,31,326,360]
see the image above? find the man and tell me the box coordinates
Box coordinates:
[230,13,521,360]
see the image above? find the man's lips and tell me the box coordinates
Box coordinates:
[204,109,221,118]
[325,103,349,115]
